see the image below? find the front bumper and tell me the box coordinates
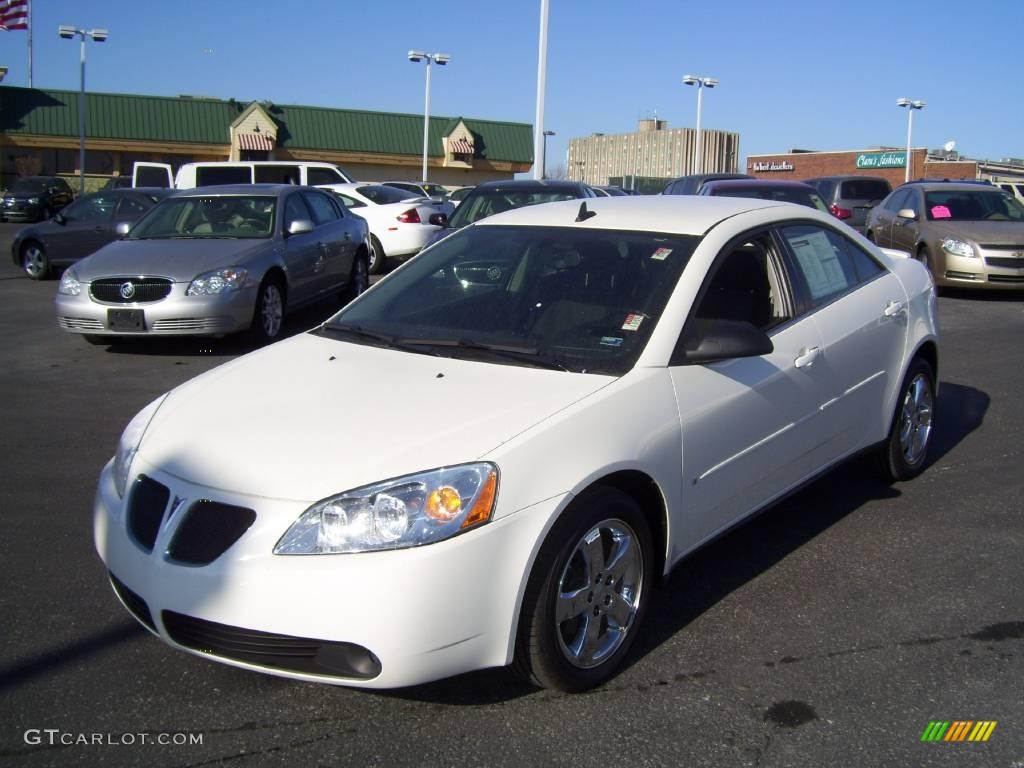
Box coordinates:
[93,457,561,688]
[2,203,46,222]
[934,246,1024,289]
[55,282,257,337]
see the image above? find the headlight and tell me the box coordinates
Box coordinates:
[941,238,976,259]
[28,197,40,205]
[58,269,81,296]
[275,463,499,555]
[112,395,167,498]
[186,267,248,296]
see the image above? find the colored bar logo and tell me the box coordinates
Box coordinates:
[921,721,997,742]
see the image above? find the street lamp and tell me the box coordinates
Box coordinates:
[682,74,718,174]
[542,130,555,179]
[897,97,926,183]
[408,50,451,184]
[58,25,108,194]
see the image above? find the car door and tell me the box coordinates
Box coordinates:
[890,187,922,254]
[132,162,174,188]
[777,223,909,462]
[301,190,355,295]
[45,193,119,263]
[280,192,322,304]
[669,229,829,547]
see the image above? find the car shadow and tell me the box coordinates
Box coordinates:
[939,287,1024,301]
[387,382,988,705]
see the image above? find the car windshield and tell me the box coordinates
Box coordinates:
[923,190,1024,221]
[9,180,46,195]
[127,195,277,239]
[448,189,580,228]
[711,185,830,213]
[322,224,699,375]
[356,185,419,205]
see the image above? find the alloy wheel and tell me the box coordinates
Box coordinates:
[898,373,933,465]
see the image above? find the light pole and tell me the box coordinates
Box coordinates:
[683,74,718,175]
[408,50,451,184]
[897,97,926,183]
[58,25,108,195]
[542,130,555,179]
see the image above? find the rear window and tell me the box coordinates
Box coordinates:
[839,179,891,201]
[448,189,580,228]
[134,166,171,188]
[196,167,253,186]
[356,185,419,205]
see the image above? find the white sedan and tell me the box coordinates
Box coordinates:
[326,183,448,274]
[94,196,938,691]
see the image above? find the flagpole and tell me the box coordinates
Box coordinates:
[27,0,32,86]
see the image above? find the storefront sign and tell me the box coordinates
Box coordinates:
[856,151,906,169]
[752,161,794,172]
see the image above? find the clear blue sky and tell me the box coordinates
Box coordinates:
[2,0,1022,172]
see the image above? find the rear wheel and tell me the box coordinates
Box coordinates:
[880,357,935,481]
[21,241,49,280]
[367,235,387,275]
[515,486,653,692]
[341,254,369,304]
[916,245,934,276]
[246,276,285,345]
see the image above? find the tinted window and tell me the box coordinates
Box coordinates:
[780,224,874,306]
[385,182,421,195]
[115,195,150,218]
[254,165,301,184]
[134,166,172,188]
[707,185,828,212]
[450,187,473,202]
[196,167,252,186]
[356,185,419,205]
[883,189,911,212]
[334,193,366,209]
[923,190,1024,221]
[302,191,340,225]
[448,189,580,228]
[284,194,311,227]
[61,193,119,222]
[839,179,891,201]
[307,167,344,186]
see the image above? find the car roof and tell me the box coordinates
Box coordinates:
[476,194,791,235]
[173,184,314,196]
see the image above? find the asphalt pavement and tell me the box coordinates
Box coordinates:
[0,222,1021,767]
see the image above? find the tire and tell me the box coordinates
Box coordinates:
[367,235,387,275]
[21,241,50,280]
[916,245,934,277]
[246,276,286,346]
[880,357,935,482]
[865,231,875,243]
[515,486,654,692]
[341,254,369,305]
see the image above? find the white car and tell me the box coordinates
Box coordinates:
[94,196,938,692]
[327,183,448,274]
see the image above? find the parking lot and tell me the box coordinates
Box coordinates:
[0,218,1021,767]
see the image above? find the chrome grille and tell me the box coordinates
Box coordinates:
[90,278,172,304]
[58,317,104,330]
[151,318,232,332]
[984,256,1024,269]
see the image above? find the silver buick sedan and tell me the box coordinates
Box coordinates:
[55,184,370,344]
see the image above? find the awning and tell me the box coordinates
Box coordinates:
[237,132,274,151]
[449,139,474,155]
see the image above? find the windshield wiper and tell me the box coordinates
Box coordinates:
[317,324,441,356]
[400,338,570,371]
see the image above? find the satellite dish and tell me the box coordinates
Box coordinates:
[944,140,956,152]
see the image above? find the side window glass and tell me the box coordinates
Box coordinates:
[255,165,301,185]
[779,225,862,307]
[883,190,908,212]
[301,191,339,225]
[116,196,148,218]
[284,194,312,229]
[335,193,365,209]
[307,168,342,186]
[691,235,793,332]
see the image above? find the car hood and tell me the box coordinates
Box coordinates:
[73,237,274,282]
[137,332,614,501]
[926,220,1024,245]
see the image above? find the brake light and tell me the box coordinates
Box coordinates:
[830,204,852,220]
[397,208,421,224]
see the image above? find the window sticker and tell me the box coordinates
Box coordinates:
[931,205,952,219]
[621,312,645,332]
[651,247,673,260]
[600,336,624,348]
[787,230,849,300]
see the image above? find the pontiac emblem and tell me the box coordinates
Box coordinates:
[120,281,136,299]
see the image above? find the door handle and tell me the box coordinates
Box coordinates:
[883,300,906,317]
[794,346,820,368]
[343,231,351,241]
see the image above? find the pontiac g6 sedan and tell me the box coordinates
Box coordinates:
[56,185,370,344]
[95,196,938,691]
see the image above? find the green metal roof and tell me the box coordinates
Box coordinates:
[0,86,534,163]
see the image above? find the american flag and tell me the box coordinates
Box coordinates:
[0,0,29,31]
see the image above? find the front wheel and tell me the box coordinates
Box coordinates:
[341,255,369,305]
[21,242,50,280]
[880,357,935,481]
[515,486,654,692]
[246,277,285,346]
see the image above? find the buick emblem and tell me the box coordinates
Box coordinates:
[119,281,136,299]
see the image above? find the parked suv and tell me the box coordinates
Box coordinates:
[865,181,1024,290]
[804,176,891,233]
[1,176,74,223]
[661,173,752,195]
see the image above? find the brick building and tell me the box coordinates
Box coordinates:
[745,148,978,186]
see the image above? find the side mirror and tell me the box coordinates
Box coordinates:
[286,219,314,236]
[680,318,774,365]
[896,208,917,220]
[428,213,448,227]
[53,213,66,225]
[115,221,132,237]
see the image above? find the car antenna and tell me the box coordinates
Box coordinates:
[575,201,597,223]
